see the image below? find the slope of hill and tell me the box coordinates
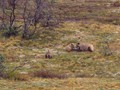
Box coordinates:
[0,0,120,90]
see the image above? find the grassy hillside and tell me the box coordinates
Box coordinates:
[54,0,120,25]
[0,0,120,90]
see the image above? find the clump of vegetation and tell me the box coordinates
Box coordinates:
[2,27,19,37]
[0,54,5,78]
[99,33,113,56]
[33,70,68,79]
[13,72,31,81]
[0,0,21,38]
[0,54,18,79]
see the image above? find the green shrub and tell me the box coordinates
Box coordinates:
[2,27,19,38]
[0,54,5,78]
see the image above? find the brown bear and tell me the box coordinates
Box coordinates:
[45,50,52,59]
[65,43,94,52]
[76,43,94,52]
[65,43,75,52]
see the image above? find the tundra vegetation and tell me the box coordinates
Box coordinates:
[0,0,120,90]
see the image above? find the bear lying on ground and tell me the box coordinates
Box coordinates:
[65,43,94,52]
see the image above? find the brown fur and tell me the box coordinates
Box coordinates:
[45,50,52,59]
[77,43,94,52]
[65,43,94,52]
[65,43,75,52]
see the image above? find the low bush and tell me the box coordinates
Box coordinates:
[14,72,31,81]
[0,54,5,78]
[2,27,19,38]
[33,70,67,79]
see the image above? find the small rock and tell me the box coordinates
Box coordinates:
[19,55,25,58]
